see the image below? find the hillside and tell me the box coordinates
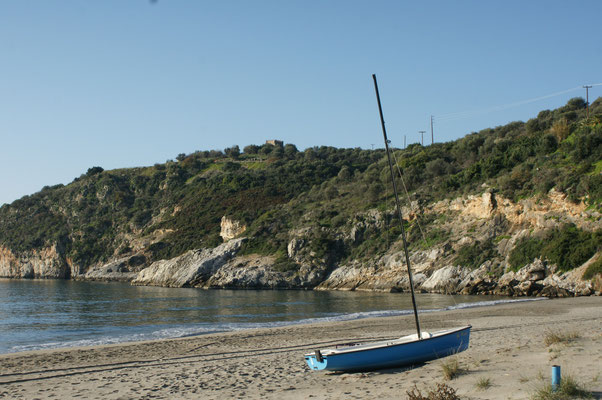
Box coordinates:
[0,97,601,295]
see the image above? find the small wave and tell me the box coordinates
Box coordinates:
[444,297,546,311]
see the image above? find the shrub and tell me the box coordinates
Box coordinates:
[543,330,579,347]
[509,237,544,271]
[414,228,450,250]
[475,377,492,390]
[550,118,570,142]
[407,383,460,400]
[272,252,299,273]
[441,357,463,380]
[530,374,592,400]
[543,225,600,272]
[509,226,600,272]
[454,239,497,270]
[538,134,558,155]
[583,257,602,280]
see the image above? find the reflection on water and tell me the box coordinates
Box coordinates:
[0,279,504,354]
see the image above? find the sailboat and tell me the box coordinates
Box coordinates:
[304,75,471,372]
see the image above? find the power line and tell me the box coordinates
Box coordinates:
[430,115,434,145]
[427,82,600,138]
[435,85,593,123]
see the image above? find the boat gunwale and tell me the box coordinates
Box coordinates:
[304,325,471,358]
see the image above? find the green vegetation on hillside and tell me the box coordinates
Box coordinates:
[0,97,600,273]
[508,224,601,272]
[454,239,498,270]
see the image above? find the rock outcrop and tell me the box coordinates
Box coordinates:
[202,255,293,289]
[80,255,146,282]
[421,265,468,294]
[433,189,598,231]
[1,190,599,297]
[0,244,70,279]
[220,217,246,241]
[132,238,246,287]
[316,250,436,292]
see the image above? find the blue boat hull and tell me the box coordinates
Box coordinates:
[305,326,471,372]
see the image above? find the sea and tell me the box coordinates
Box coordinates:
[0,279,540,354]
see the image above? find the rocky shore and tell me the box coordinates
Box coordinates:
[1,191,600,297]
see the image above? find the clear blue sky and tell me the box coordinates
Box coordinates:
[1,1,600,206]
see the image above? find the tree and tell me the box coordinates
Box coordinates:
[304,148,317,161]
[272,145,284,158]
[259,143,274,155]
[567,97,586,110]
[284,143,298,158]
[86,166,104,176]
[208,149,224,158]
[224,145,240,159]
[243,144,259,154]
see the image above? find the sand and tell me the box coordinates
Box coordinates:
[0,296,600,399]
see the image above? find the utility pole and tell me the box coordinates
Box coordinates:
[419,131,425,146]
[404,134,406,149]
[370,143,375,150]
[583,85,592,119]
[430,115,434,145]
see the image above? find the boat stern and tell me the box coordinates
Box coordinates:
[305,350,328,370]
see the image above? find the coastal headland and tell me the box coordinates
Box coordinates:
[1,99,601,298]
[1,296,600,399]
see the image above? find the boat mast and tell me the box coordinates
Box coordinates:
[372,74,422,339]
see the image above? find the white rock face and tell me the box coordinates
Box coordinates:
[0,244,69,278]
[317,264,376,291]
[287,237,305,259]
[82,256,140,281]
[420,265,468,293]
[495,255,598,297]
[204,255,291,289]
[132,238,245,287]
[515,258,546,282]
[220,217,246,241]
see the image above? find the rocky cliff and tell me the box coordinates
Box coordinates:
[1,99,599,295]
[0,243,71,279]
[310,190,600,296]
[4,189,595,297]
[131,238,245,287]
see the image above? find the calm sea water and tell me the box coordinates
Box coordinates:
[0,279,528,354]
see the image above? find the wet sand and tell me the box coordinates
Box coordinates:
[1,296,600,399]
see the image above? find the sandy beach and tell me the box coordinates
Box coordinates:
[0,296,600,399]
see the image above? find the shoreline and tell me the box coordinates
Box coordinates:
[1,297,601,399]
[0,290,546,355]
